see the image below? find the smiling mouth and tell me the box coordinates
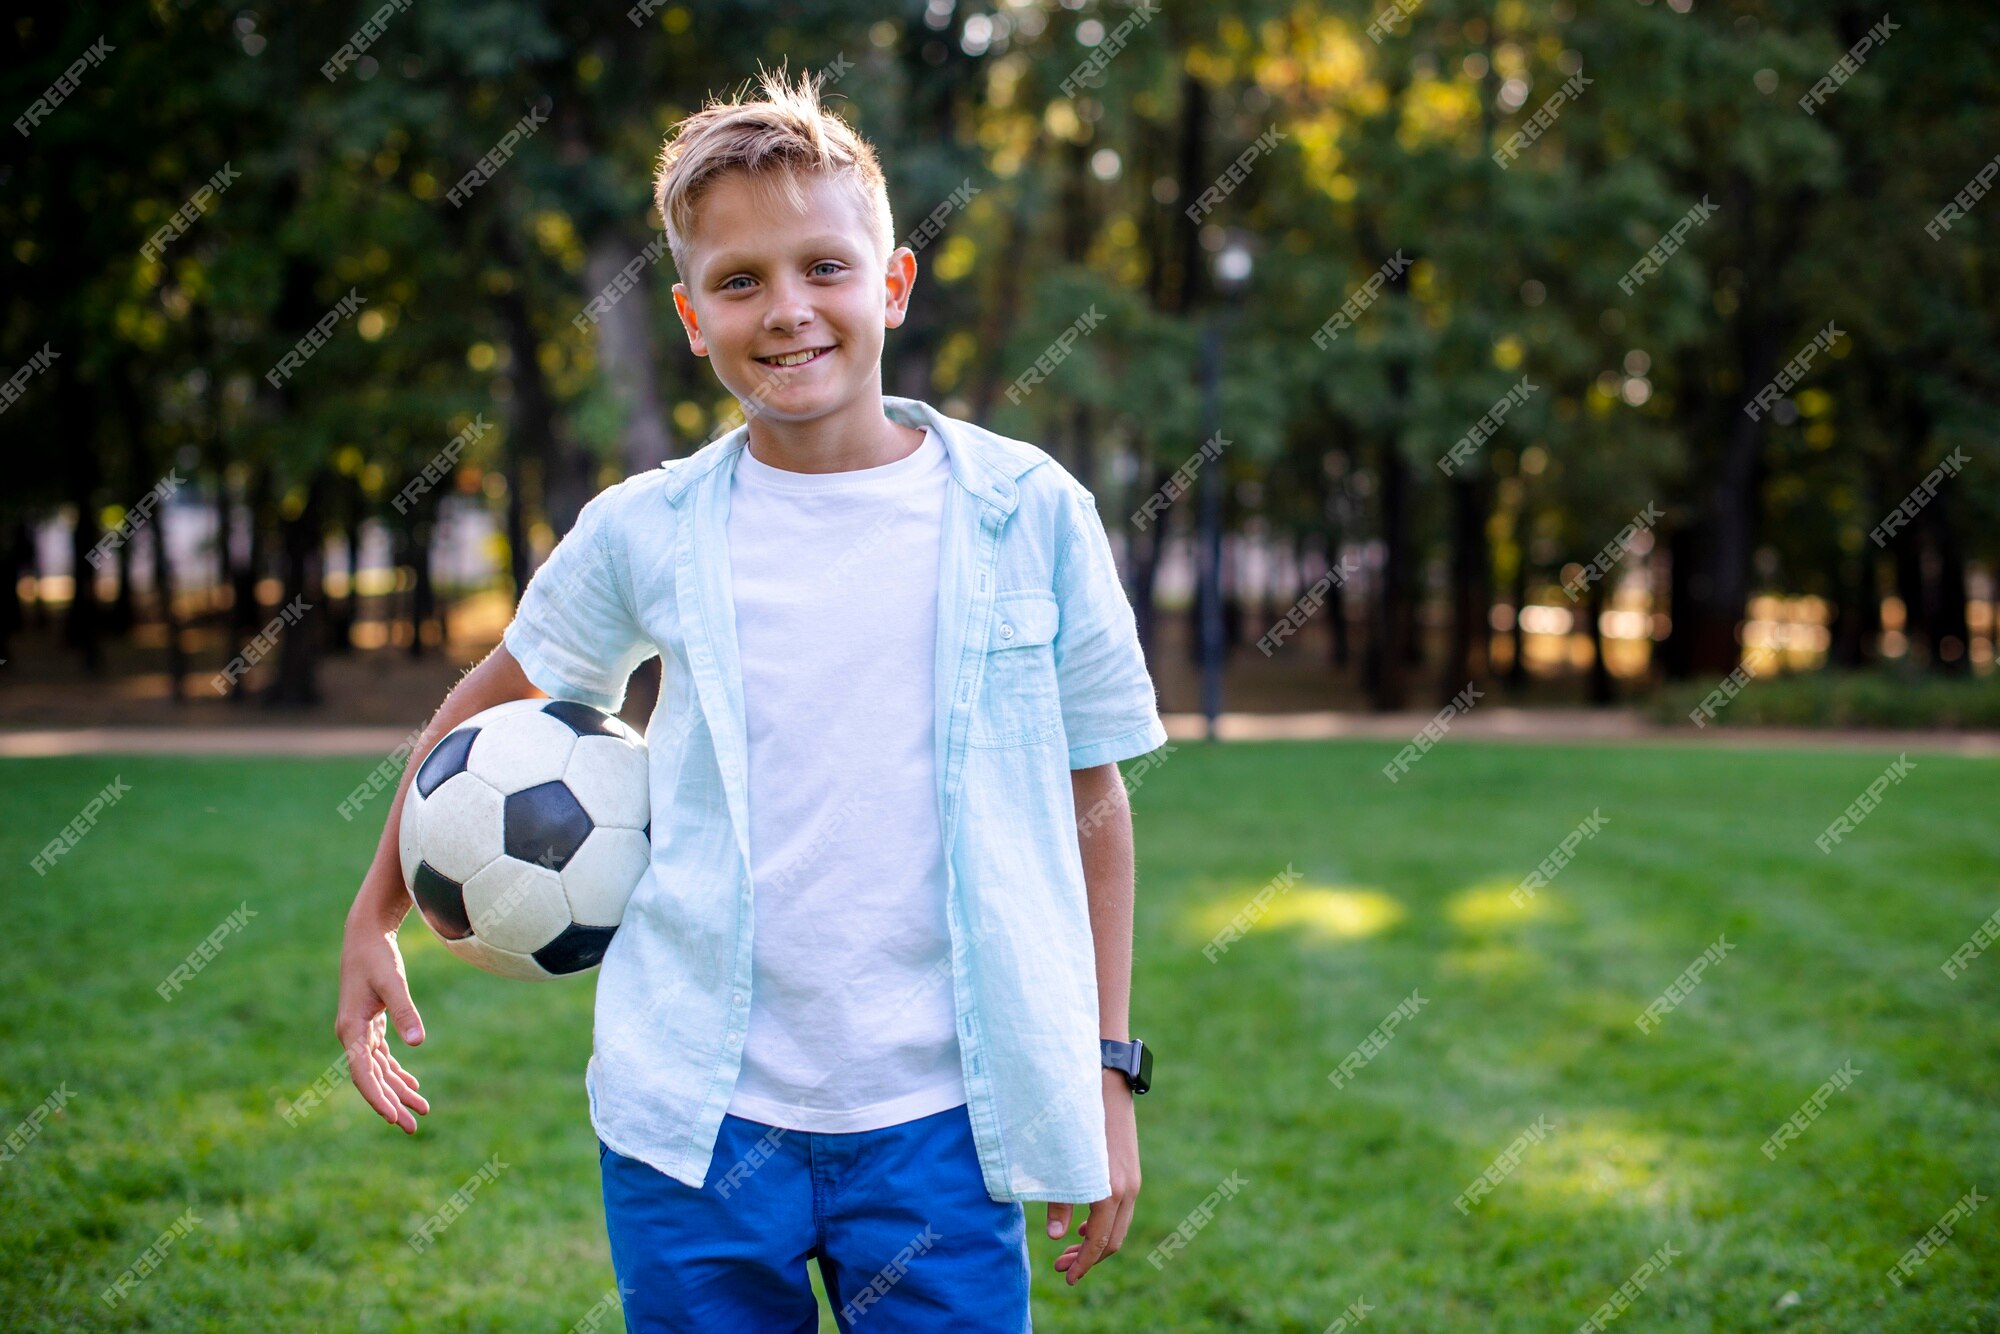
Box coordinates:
[755,346,833,369]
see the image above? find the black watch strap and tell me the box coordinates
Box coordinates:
[1100,1038,1152,1094]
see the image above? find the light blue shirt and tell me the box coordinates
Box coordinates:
[501,395,1168,1203]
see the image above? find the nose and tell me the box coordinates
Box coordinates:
[762,278,814,336]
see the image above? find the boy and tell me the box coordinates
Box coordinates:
[336,67,1167,1330]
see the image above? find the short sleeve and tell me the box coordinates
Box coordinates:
[1050,480,1171,769]
[501,487,658,714]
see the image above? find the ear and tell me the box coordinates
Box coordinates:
[882,246,918,330]
[671,283,708,358]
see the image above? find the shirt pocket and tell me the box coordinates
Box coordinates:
[968,592,1063,748]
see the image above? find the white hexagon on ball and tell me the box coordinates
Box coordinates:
[466,709,579,791]
[564,735,650,829]
[419,772,506,884]
[460,856,573,954]
[561,826,650,927]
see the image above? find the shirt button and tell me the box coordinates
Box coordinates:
[726,1030,743,1047]
[732,992,745,1007]
[1000,623,1014,640]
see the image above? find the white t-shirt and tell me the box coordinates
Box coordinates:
[721,426,968,1132]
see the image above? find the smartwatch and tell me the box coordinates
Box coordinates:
[1100,1038,1152,1095]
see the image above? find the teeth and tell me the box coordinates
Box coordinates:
[765,348,824,366]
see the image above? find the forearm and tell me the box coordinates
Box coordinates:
[347,643,545,933]
[1072,762,1135,1041]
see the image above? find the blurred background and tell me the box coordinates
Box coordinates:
[6,5,2000,1331]
[5,0,1995,734]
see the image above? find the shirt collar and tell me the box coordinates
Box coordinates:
[655,396,1043,517]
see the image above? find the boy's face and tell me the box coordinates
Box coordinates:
[671,168,916,425]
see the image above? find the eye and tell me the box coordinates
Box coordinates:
[721,274,754,292]
[810,261,846,278]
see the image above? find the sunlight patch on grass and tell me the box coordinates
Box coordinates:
[1514,1112,1694,1214]
[1188,879,1406,946]
[1447,879,1560,929]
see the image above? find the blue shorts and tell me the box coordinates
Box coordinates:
[599,1102,1031,1332]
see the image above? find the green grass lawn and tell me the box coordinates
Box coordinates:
[3,738,1997,1331]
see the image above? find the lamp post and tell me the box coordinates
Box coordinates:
[1198,233,1253,742]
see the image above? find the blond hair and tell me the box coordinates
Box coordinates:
[653,63,894,281]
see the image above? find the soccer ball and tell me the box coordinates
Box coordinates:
[397,699,650,980]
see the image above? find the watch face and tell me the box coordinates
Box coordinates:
[1104,1039,1151,1092]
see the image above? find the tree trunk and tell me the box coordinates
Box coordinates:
[1676,176,1783,678]
[1366,430,1412,712]
[193,305,229,615]
[60,363,104,674]
[116,366,186,700]
[584,231,675,476]
[0,520,29,659]
[235,464,272,637]
[496,231,560,584]
[213,466,236,611]
[1507,549,1529,689]
[1442,474,1489,704]
[1893,535,1927,665]
[1222,536,1245,654]
[266,470,325,707]
[1315,529,1353,672]
[110,531,136,635]
[407,517,438,659]
[150,496,186,703]
[47,169,104,673]
[1830,539,1878,669]
[1923,499,1969,674]
[1170,71,1209,315]
[1129,465,1171,670]
[1586,575,1614,705]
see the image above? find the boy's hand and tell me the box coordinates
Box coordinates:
[330,654,541,1134]
[1049,1070,1141,1286]
[336,908,431,1134]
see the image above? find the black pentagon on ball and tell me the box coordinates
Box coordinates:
[504,780,594,871]
[411,862,473,940]
[534,922,618,975]
[416,727,479,797]
[541,699,624,739]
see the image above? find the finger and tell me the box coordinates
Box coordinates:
[372,1049,430,1115]
[1065,1200,1116,1285]
[343,1029,403,1129]
[355,1026,417,1133]
[370,1056,428,1120]
[381,1048,422,1090]
[366,1051,415,1132]
[1108,1187,1138,1254]
[1052,1208,1100,1265]
[1056,1208,1104,1280]
[384,982,424,1046]
[1046,1201,1072,1240]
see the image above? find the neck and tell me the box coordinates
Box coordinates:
[740,388,925,474]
